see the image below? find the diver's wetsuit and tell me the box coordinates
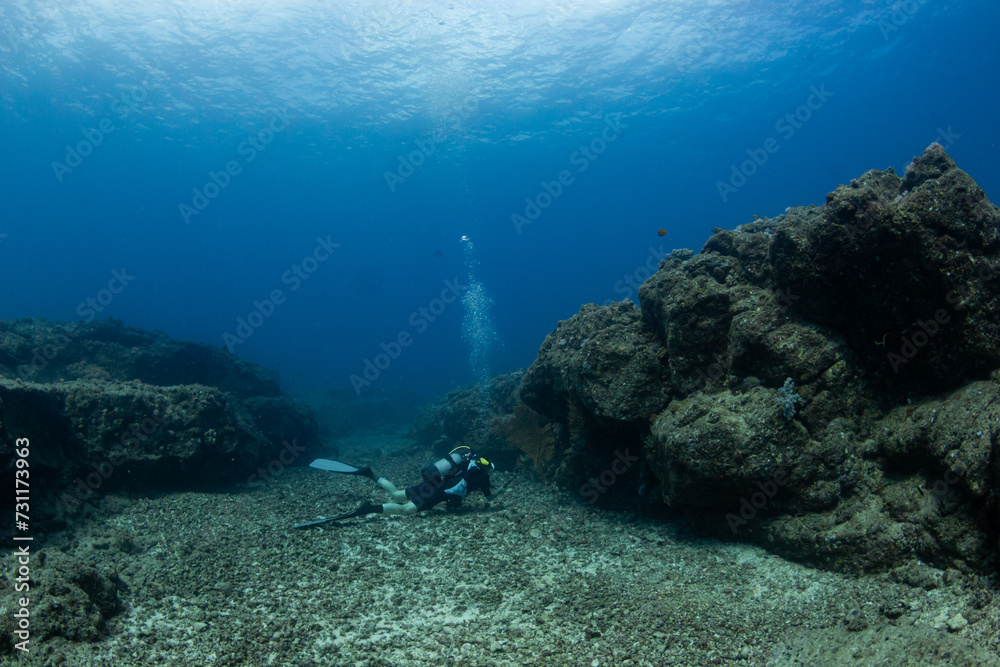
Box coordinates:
[403,461,493,511]
[327,457,499,521]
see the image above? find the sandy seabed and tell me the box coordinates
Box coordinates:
[20,431,1000,667]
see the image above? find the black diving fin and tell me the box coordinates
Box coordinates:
[292,502,382,529]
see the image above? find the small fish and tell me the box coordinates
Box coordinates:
[657,228,667,237]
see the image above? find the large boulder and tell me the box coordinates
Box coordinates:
[0,378,318,526]
[0,319,319,535]
[638,237,870,404]
[770,144,1000,393]
[647,386,840,513]
[639,228,771,394]
[517,302,670,501]
[520,301,669,425]
[506,144,1000,573]
[647,381,999,573]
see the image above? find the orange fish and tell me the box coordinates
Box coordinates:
[657,228,667,237]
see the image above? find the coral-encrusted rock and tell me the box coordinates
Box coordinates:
[515,144,1000,573]
[0,378,317,493]
[754,478,995,573]
[244,396,320,453]
[0,376,319,534]
[647,382,998,572]
[0,550,124,652]
[638,225,869,417]
[638,255,735,394]
[874,381,1000,499]
[770,144,1000,393]
[412,371,527,451]
[0,318,280,398]
[410,371,540,475]
[520,302,668,425]
[647,387,836,511]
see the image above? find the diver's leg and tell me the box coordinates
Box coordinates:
[325,499,415,521]
[376,477,409,502]
[381,501,419,516]
[325,501,383,521]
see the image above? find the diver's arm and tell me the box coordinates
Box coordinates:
[482,484,508,503]
[483,471,519,502]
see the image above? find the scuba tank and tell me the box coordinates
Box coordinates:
[422,446,474,484]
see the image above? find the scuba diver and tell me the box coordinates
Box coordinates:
[293,446,511,528]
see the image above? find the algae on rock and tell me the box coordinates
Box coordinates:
[508,144,1000,573]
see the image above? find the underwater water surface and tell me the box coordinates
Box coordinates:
[1,0,998,397]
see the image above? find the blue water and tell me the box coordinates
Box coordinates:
[2,0,998,399]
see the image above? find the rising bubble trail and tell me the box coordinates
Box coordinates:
[460,235,503,440]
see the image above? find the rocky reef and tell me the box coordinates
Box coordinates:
[423,144,1000,574]
[0,317,281,397]
[0,319,319,535]
[412,370,531,472]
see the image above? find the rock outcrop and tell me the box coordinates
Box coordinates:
[770,147,1000,393]
[520,302,669,425]
[411,370,537,474]
[0,318,280,397]
[0,550,125,653]
[0,319,318,533]
[509,144,1000,573]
